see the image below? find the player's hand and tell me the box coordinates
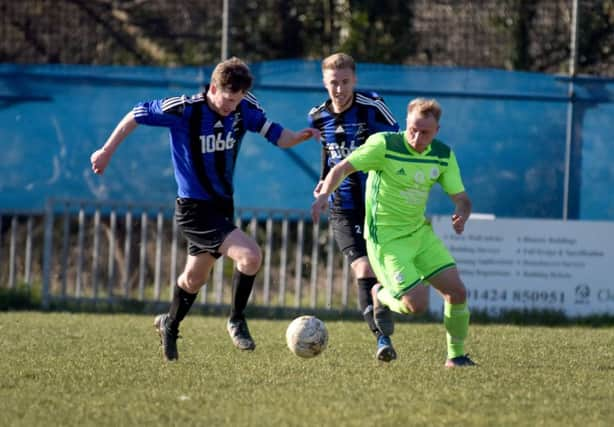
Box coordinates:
[90,148,111,175]
[297,128,320,143]
[452,213,466,234]
[313,180,324,198]
[311,193,328,223]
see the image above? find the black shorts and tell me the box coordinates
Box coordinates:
[174,197,237,257]
[329,209,367,264]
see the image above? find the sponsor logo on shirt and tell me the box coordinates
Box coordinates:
[399,187,428,205]
[327,141,357,159]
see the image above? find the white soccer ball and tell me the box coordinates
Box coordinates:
[285,315,328,358]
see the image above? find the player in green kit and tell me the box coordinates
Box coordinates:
[312,98,476,367]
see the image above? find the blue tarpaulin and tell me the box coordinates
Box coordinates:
[1,61,613,219]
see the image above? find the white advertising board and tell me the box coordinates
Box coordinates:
[429,216,613,317]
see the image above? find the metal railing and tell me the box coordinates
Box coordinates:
[0,212,36,290]
[2,198,357,313]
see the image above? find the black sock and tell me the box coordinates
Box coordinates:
[229,270,256,321]
[168,284,198,329]
[357,277,379,336]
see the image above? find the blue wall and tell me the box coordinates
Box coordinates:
[1,61,613,219]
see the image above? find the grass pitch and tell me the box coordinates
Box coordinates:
[1,312,614,427]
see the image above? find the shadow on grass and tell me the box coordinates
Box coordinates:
[3,287,614,326]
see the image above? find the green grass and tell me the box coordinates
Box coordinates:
[1,312,614,427]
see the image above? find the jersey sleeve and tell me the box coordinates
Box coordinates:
[308,108,331,181]
[356,91,400,133]
[347,132,386,172]
[370,95,400,133]
[242,92,284,144]
[319,147,330,181]
[438,149,465,195]
[307,110,315,128]
[132,95,189,128]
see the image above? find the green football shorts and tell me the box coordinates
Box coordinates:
[366,223,456,298]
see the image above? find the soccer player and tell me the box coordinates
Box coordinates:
[90,57,319,361]
[311,98,476,368]
[308,53,400,362]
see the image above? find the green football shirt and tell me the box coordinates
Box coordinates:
[347,131,465,244]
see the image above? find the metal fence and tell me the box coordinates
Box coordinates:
[1,0,613,77]
[1,199,359,313]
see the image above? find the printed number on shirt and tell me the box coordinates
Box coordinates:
[200,133,236,153]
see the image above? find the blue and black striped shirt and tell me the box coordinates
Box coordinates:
[133,86,283,202]
[308,91,399,211]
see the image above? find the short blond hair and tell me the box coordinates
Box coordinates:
[322,53,356,72]
[407,98,442,122]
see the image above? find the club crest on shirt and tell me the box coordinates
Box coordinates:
[232,113,243,132]
[430,167,440,179]
[355,122,367,137]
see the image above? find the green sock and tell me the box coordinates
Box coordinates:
[444,301,470,359]
[377,286,411,315]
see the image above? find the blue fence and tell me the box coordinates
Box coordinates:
[1,61,613,220]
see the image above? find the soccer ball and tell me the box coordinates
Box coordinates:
[285,315,328,358]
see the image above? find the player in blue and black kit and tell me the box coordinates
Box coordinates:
[91,57,319,361]
[308,53,400,361]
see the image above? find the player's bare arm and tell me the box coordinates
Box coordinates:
[450,191,472,235]
[312,180,325,197]
[90,111,138,175]
[310,159,356,222]
[276,128,320,148]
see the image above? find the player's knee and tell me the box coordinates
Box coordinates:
[180,271,207,293]
[448,282,467,304]
[238,248,262,275]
